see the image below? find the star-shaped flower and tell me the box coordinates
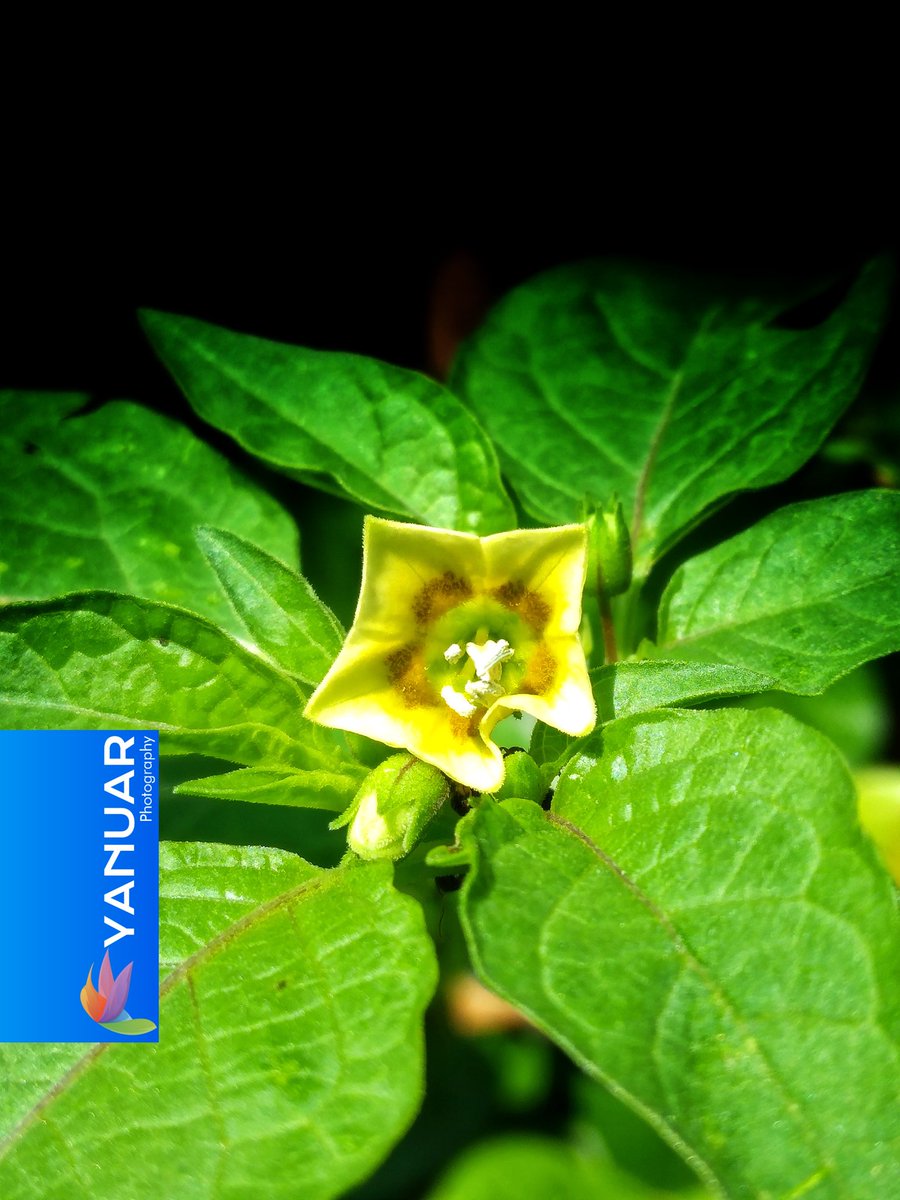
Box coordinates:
[305,517,596,791]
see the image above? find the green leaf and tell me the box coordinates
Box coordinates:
[0,842,437,1199]
[657,490,900,693]
[0,592,355,780]
[528,719,578,770]
[451,258,890,573]
[0,390,86,439]
[196,526,343,684]
[141,309,515,534]
[531,659,774,781]
[592,660,776,723]
[459,708,900,1199]
[0,394,298,636]
[175,764,366,812]
[736,664,890,767]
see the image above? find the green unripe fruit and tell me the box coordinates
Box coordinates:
[331,753,451,861]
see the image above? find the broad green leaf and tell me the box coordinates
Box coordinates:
[0,842,437,1199]
[197,526,343,684]
[0,592,356,782]
[141,309,515,534]
[425,1134,705,1200]
[460,708,900,1199]
[451,258,890,573]
[737,664,889,767]
[0,390,86,439]
[0,394,298,636]
[592,660,775,723]
[657,490,900,693]
[529,661,773,775]
[572,1073,708,1193]
[175,764,365,812]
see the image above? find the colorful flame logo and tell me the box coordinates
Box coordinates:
[81,950,157,1035]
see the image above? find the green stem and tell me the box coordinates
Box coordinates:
[599,590,618,664]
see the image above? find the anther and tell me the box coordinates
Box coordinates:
[465,639,514,679]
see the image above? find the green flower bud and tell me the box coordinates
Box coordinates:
[585,495,632,598]
[331,753,450,861]
[493,750,545,804]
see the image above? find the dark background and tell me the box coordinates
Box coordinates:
[3,185,898,398]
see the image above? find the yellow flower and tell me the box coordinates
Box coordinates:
[304,517,596,792]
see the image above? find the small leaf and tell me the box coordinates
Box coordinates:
[459,708,900,1198]
[656,490,900,692]
[196,526,343,685]
[0,394,298,637]
[452,258,890,573]
[0,843,437,1199]
[0,592,354,781]
[141,309,515,534]
[174,764,366,812]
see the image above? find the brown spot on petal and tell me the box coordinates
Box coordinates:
[386,644,413,681]
[518,643,556,696]
[386,643,437,707]
[492,580,550,633]
[413,572,472,627]
[448,710,481,740]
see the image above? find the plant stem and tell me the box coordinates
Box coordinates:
[599,591,618,664]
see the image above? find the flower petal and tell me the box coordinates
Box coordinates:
[482,524,589,637]
[354,517,486,641]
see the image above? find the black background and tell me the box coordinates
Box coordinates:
[3,181,898,398]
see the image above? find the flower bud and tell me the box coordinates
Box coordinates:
[332,753,451,861]
[586,495,632,597]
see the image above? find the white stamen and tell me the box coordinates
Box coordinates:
[465,638,514,679]
[465,679,505,704]
[443,642,464,664]
[441,684,478,718]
